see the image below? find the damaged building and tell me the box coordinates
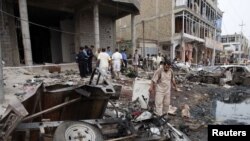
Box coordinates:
[0,0,139,66]
[116,0,223,64]
[221,33,250,63]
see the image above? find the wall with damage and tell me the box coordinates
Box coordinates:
[116,0,173,53]
[80,13,115,49]
[61,19,75,63]
[0,1,20,66]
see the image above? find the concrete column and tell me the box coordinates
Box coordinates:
[131,14,136,55]
[93,3,100,49]
[74,12,81,53]
[211,29,216,66]
[194,46,198,64]
[18,0,32,66]
[170,42,176,61]
[181,42,186,62]
[181,11,185,62]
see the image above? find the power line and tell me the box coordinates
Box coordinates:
[0,9,87,36]
[228,0,242,22]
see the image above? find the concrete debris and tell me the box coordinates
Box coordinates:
[175,74,187,84]
[181,104,191,118]
[223,84,232,89]
[168,105,177,115]
[187,123,204,132]
[43,64,61,73]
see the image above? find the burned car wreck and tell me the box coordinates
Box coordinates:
[187,65,250,85]
[0,68,190,141]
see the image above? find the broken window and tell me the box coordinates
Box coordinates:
[235,44,239,51]
[235,67,245,73]
[229,37,236,42]
[221,37,227,43]
[175,16,183,33]
[176,0,188,6]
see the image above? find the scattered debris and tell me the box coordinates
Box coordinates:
[181,104,191,118]
[168,105,177,115]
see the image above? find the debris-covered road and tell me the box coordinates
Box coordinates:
[1,64,250,141]
[115,69,250,141]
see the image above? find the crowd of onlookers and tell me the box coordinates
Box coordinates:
[76,46,169,79]
[76,46,129,79]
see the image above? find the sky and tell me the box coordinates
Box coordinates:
[218,0,250,39]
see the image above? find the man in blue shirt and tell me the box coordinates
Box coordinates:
[106,46,113,57]
[121,49,127,69]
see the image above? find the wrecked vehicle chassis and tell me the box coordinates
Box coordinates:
[0,82,136,141]
[0,68,134,141]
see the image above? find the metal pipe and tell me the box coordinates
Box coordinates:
[23,97,81,121]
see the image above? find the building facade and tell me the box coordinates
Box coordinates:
[0,0,139,66]
[221,34,249,63]
[116,0,223,65]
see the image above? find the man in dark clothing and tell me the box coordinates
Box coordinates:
[76,47,85,78]
[87,45,94,74]
[76,46,89,78]
[83,46,90,75]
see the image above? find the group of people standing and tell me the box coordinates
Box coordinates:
[76,45,94,78]
[132,50,165,72]
[77,46,128,79]
[96,47,129,79]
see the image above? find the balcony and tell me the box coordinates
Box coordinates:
[205,37,223,51]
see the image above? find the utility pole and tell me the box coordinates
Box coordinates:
[239,21,245,64]
[0,36,4,104]
[142,20,145,58]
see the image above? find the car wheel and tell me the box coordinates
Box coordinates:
[53,121,104,141]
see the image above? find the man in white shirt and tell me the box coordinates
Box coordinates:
[112,48,123,79]
[156,53,163,67]
[98,48,111,73]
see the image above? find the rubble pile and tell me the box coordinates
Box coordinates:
[3,67,86,101]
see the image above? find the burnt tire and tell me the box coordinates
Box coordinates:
[53,121,104,141]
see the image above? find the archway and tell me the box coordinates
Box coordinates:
[192,47,197,64]
[175,44,182,61]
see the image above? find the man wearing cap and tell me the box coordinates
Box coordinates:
[149,60,180,117]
